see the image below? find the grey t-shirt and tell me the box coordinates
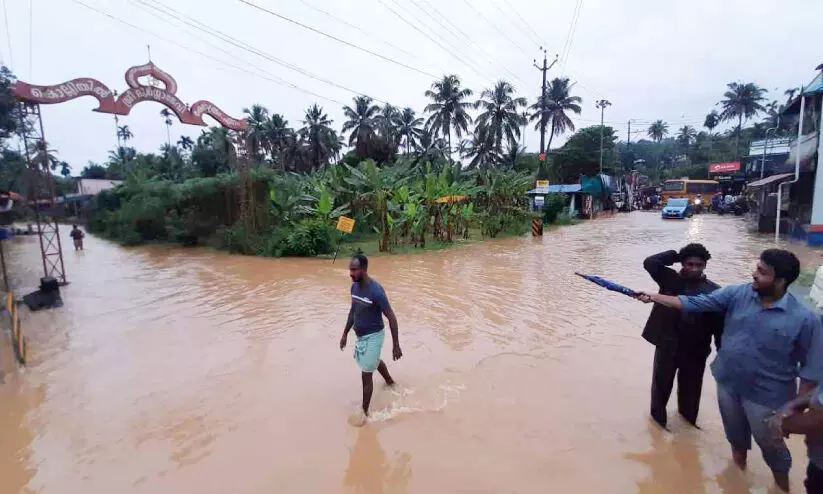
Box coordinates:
[350,280,390,337]
[808,386,823,469]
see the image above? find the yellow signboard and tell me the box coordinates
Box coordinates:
[536,180,550,188]
[336,216,355,234]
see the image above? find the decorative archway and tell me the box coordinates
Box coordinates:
[11,62,249,285]
[13,62,248,130]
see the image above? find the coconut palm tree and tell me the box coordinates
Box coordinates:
[117,125,133,145]
[647,120,669,142]
[718,82,767,159]
[676,125,697,164]
[160,108,173,147]
[242,104,270,162]
[397,107,424,155]
[341,96,380,157]
[529,77,582,151]
[299,104,337,171]
[177,135,194,151]
[424,74,474,159]
[474,80,527,155]
[704,110,720,163]
[464,126,498,169]
[374,103,400,144]
[265,113,295,171]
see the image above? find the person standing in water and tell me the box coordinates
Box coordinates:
[340,254,402,421]
[641,244,724,429]
[638,249,823,492]
[70,225,85,251]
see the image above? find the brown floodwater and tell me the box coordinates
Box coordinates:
[0,212,821,494]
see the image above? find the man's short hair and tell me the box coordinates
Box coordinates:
[679,243,711,262]
[352,254,368,270]
[760,249,800,286]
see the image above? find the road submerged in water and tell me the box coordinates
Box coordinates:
[0,212,821,493]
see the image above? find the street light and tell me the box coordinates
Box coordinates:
[595,99,612,174]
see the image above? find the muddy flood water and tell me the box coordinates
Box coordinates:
[1,212,821,493]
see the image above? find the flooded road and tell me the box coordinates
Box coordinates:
[1,212,821,493]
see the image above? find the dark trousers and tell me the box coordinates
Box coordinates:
[651,344,707,427]
[807,462,823,494]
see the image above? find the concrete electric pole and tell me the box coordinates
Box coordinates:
[533,48,558,155]
[596,99,612,174]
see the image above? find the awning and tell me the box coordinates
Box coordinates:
[526,184,581,194]
[747,173,794,188]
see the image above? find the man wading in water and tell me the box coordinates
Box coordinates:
[639,249,823,492]
[340,254,402,424]
[642,244,724,429]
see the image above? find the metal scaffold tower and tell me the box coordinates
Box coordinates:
[17,102,67,285]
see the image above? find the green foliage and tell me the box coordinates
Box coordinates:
[552,126,618,182]
[281,218,335,257]
[541,193,568,223]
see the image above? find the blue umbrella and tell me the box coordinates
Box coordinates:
[574,272,639,298]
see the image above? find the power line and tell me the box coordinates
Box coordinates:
[293,0,419,61]
[416,0,526,88]
[388,0,496,84]
[499,0,543,46]
[489,0,540,49]
[136,0,381,103]
[234,0,438,79]
[1,0,11,68]
[459,0,530,58]
[68,0,345,106]
[127,0,342,104]
[559,0,582,75]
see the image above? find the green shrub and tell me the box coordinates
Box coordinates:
[541,193,568,224]
[281,218,336,256]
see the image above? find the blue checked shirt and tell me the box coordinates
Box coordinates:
[678,284,823,409]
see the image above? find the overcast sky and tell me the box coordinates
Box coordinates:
[1,0,821,169]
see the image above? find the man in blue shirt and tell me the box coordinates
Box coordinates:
[639,249,823,492]
[340,254,402,424]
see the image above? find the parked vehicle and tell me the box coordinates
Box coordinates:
[661,198,693,219]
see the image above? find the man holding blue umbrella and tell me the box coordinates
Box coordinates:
[641,243,724,430]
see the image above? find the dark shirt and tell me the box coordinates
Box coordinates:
[641,250,723,358]
[350,280,390,337]
[70,229,83,239]
[680,285,823,409]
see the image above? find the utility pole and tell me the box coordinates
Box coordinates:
[533,48,558,155]
[627,120,631,146]
[596,99,612,174]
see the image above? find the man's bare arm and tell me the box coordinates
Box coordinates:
[383,307,402,361]
[340,307,354,350]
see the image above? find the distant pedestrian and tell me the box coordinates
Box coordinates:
[70,225,85,251]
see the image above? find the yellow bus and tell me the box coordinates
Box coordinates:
[661,179,720,207]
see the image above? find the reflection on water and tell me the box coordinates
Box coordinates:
[0,212,819,493]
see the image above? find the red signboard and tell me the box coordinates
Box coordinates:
[12,62,247,131]
[709,162,741,174]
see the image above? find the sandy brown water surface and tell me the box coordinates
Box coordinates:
[0,212,821,493]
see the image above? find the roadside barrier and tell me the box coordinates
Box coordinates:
[6,291,26,365]
[532,218,543,237]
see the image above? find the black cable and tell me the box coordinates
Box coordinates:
[489,0,540,49]
[375,0,494,84]
[293,0,418,61]
[416,0,526,87]
[234,0,438,79]
[69,0,345,105]
[138,0,383,103]
[459,0,529,58]
[500,0,543,46]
